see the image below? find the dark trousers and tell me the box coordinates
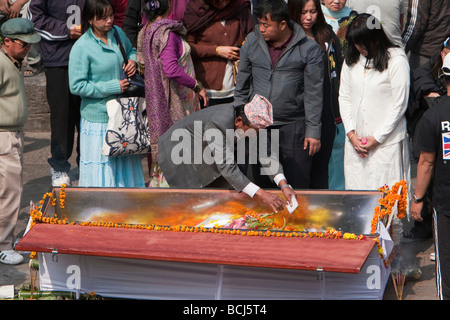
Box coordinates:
[252,121,312,189]
[45,67,81,173]
[200,96,234,109]
[310,111,336,189]
[434,211,450,300]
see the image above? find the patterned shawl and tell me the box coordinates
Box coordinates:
[143,18,187,162]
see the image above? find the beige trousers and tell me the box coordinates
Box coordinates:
[0,131,24,251]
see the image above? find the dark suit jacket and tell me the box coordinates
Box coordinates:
[158,104,283,192]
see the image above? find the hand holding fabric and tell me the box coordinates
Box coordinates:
[119,78,130,93]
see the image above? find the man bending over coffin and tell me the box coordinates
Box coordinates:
[158,94,296,212]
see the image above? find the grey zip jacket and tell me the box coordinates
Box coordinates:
[234,22,324,139]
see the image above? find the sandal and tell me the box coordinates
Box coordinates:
[23,62,43,77]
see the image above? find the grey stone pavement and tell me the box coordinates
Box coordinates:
[0,73,439,300]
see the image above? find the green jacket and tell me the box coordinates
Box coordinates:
[0,51,28,131]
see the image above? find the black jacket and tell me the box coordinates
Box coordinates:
[122,0,144,48]
[406,53,447,136]
[402,0,450,58]
[27,0,85,67]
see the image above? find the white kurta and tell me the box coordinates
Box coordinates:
[339,47,411,190]
[339,48,411,243]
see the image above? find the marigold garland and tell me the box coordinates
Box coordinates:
[370,180,407,235]
[370,180,408,268]
[28,187,368,241]
[28,181,410,268]
[29,182,412,270]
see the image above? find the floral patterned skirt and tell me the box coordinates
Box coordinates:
[78,118,146,188]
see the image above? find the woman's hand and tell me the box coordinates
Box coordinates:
[216,46,240,61]
[123,60,136,77]
[119,78,130,93]
[198,87,209,107]
[349,133,368,158]
[360,136,380,152]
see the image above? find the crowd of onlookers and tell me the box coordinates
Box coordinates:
[1,0,450,299]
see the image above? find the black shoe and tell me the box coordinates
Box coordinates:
[402,230,432,242]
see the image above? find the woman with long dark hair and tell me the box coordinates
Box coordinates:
[339,13,411,244]
[69,0,145,188]
[288,0,344,189]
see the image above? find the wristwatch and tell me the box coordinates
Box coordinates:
[413,194,424,203]
[280,184,293,190]
[193,80,203,93]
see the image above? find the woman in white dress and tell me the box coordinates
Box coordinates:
[339,13,411,243]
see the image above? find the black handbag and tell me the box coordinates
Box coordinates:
[113,28,145,97]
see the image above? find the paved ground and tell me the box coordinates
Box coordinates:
[0,130,439,300]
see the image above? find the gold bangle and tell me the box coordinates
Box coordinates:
[348,132,355,141]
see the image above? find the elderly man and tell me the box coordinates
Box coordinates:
[0,18,40,265]
[158,95,296,213]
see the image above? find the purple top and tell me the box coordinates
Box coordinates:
[160,32,196,89]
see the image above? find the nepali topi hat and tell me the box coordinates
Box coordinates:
[244,94,273,129]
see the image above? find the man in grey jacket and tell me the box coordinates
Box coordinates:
[234,0,324,189]
[158,95,296,213]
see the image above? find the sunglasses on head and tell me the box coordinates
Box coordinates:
[12,39,31,48]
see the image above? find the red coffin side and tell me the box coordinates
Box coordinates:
[16,223,375,273]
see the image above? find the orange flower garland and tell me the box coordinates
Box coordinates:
[28,188,367,241]
[370,180,408,268]
[370,180,408,235]
[28,182,412,267]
